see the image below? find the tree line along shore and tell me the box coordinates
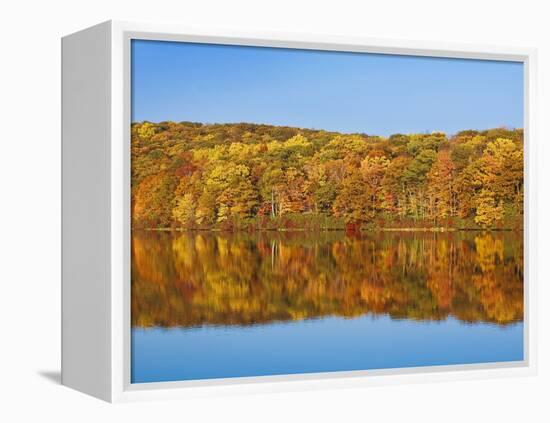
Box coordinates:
[131,121,523,232]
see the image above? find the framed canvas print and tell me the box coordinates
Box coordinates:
[61,21,537,402]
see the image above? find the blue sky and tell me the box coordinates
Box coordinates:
[131,39,523,136]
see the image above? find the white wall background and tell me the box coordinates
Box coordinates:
[1,0,547,421]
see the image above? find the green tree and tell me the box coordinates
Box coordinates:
[403,149,437,219]
[382,156,411,217]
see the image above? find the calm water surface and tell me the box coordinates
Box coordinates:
[131,230,523,383]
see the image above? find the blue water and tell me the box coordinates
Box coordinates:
[131,315,523,383]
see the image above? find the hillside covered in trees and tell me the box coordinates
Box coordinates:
[131,122,524,231]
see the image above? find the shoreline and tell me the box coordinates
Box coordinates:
[134,227,522,233]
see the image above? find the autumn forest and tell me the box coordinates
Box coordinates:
[131,121,523,231]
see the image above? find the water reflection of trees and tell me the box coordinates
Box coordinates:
[131,230,523,328]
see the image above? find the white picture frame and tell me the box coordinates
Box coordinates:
[61,20,538,403]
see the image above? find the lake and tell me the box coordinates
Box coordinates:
[131,230,523,383]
